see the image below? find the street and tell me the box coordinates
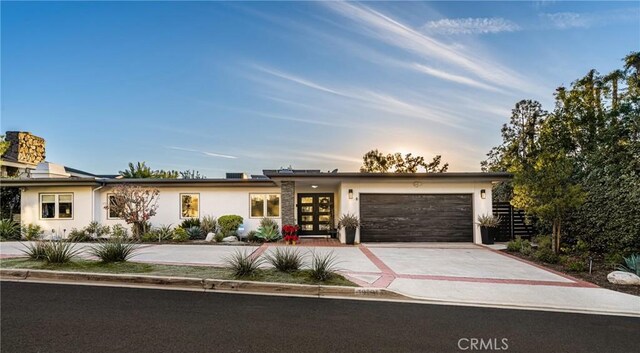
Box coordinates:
[1,281,638,353]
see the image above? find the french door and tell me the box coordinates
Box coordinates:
[297,193,334,235]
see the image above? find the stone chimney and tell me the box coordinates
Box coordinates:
[2,131,46,165]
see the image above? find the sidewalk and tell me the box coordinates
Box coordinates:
[1,241,638,316]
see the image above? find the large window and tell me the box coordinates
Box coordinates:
[107,194,121,219]
[181,193,200,218]
[40,193,73,219]
[250,194,280,218]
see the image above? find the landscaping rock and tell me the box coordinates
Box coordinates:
[205,232,216,242]
[607,271,640,285]
[222,236,238,242]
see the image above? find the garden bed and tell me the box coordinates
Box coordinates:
[503,250,640,297]
[0,258,356,287]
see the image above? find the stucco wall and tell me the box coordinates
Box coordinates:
[20,186,95,238]
[337,180,493,244]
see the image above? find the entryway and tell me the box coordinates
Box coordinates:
[297,193,334,236]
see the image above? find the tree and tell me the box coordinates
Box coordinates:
[119,162,179,179]
[360,149,448,173]
[180,170,206,179]
[0,135,10,157]
[106,185,160,239]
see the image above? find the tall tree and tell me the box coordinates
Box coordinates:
[106,185,160,239]
[119,162,179,179]
[360,149,448,173]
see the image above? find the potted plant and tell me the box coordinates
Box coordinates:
[282,224,299,245]
[477,214,502,245]
[338,213,360,245]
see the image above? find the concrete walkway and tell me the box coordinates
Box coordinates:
[1,241,638,316]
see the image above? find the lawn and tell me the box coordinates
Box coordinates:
[0,258,356,287]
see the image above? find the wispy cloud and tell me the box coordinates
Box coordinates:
[541,8,640,30]
[167,146,237,159]
[252,65,349,98]
[422,17,521,35]
[410,63,503,92]
[542,12,589,29]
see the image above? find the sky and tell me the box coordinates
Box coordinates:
[2,1,639,177]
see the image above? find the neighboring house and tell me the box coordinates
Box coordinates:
[2,163,510,244]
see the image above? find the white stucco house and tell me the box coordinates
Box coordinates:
[2,163,510,244]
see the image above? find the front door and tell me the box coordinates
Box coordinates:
[297,193,334,236]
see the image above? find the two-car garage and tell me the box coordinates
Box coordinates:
[359,193,474,242]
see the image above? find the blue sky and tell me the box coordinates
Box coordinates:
[2,1,638,176]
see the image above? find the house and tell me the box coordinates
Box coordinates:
[2,163,510,244]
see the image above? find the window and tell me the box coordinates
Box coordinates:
[181,193,199,218]
[250,194,280,218]
[40,193,73,219]
[107,194,121,219]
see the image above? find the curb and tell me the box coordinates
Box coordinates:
[0,268,406,300]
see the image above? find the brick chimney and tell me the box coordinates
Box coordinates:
[2,131,46,165]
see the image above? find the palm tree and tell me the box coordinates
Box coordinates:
[604,69,625,110]
[623,51,640,75]
[119,162,153,178]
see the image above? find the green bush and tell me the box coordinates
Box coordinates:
[561,256,587,272]
[68,228,90,242]
[265,247,303,272]
[218,215,243,236]
[225,250,264,278]
[111,224,129,238]
[604,252,625,269]
[186,226,203,240]
[90,238,138,263]
[173,227,189,242]
[309,251,339,281]
[143,224,174,242]
[84,221,110,238]
[21,224,43,240]
[534,235,552,250]
[520,240,533,256]
[534,247,559,264]
[246,230,258,242]
[180,218,200,229]
[214,231,225,242]
[506,238,524,252]
[200,215,217,235]
[254,226,281,242]
[43,241,80,264]
[0,219,20,240]
[21,241,49,260]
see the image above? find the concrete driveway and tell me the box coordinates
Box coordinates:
[1,241,638,315]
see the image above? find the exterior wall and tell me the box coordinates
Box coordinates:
[20,186,95,238]
[96,185,282,236]
[280,181,295,226]
[337,180,493,244]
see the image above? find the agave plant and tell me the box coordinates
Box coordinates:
[617,253,640,276]
[254,224,281,242]
[90,238,138,263]
[0,219,20,240]
[225,250,264,277]
[265,247,303,272]
[186,226,203,240]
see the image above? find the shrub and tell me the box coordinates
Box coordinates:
[246,230,258,242]
[617,253,640,276]
[225,250,264,277]
[477,214,502,228]
[259,217,279,231]
[0,219,20,240]
[173,227,189,242]
[144,224,174,242]
[21,224,43,241]
[84,221,110,238]
[186,226,203,240]
[43,241,80,264]
[520,240,533,256]
[561,256,587,272]
[309,251,339,281]
[604,252,625,269]
[337,213,360,230]
[201,215,217,235]
[218,215,243,236]
[111,224,129,239]
[506,238,524,252]
[68,228,90,242]
[90,238,138,263]
[180,218,200,229]
[214,231,225,242]
[534,235,552,250]
[534,247,559,264]
[21,241,48,260]
[265,247,303,272]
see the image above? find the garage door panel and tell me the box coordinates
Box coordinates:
[360,194,473,242]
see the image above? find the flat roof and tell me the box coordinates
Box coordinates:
[0,178,277,187]
[263,171,512,181]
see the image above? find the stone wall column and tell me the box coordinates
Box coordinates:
[281,181,296,225]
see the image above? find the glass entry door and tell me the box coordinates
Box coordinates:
[297,193,334,235]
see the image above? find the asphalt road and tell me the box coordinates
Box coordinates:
[1,281,638,353]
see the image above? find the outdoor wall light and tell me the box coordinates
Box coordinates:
[348,189,354,199]
[311,185,318,189]
[480,189,486,199]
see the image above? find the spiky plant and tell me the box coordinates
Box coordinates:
[309,251,339,281]
[90,238,138,263]
[0,219,20,240]
[43,241,80,264]
[186,226,203,240]
[225,250,264,278]
[265,247,303,272]
[618,253,640,276]
[21,241,49,260]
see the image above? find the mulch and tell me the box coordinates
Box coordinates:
[504,250,640,297]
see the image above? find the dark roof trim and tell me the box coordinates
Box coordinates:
[0,178,102,187]
[264,172,512,180]
[0,178,278,188]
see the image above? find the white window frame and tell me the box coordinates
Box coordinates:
[39,193,74,220]
[249,193,281,218]
[106,193,122,220]
[180,193,200,219]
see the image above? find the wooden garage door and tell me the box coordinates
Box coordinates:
[360,194,473,242]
